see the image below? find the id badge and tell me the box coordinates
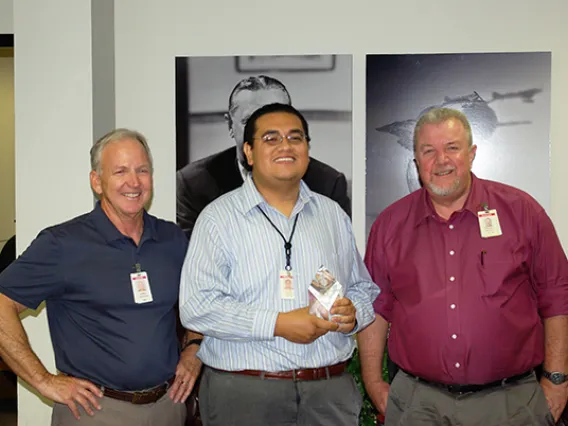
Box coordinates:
[279,270,295,300]
[477,209,503,238]
[130,272,153,304]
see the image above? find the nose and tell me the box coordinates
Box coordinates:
[126,170,141,187]
[435,150,448,164]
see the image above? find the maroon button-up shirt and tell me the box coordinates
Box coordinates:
[365,174,568,385]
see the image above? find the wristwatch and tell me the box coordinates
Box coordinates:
[181,338,203,352]
[542,370,568,385]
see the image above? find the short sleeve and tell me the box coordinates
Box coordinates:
[0,229,63,310]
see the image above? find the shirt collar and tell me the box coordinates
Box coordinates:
[239,174,315,216]
[237,159,250,182]
[90,201,158,244]
[413,172,484,227]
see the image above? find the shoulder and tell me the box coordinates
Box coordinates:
[369,190,422,242]
[305,156,343,179]
[307,192,349,224]
[177,148,235,182]
[145,213,188,243]
[481,178,545,215]
[41,211,96,240]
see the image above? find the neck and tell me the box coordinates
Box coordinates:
[429,181,472,221]
[100,200,145,245]
[252,175,300,217]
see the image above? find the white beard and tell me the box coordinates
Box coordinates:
[427,176,461,197]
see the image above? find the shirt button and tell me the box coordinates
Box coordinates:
[450,304,456,309]
[455,362,461,368]
[449,250,455,256]
[449,224,454,230]
[449,276,455,282]
[452,334,458,339]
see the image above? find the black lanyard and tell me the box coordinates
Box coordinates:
[257,206,300,271]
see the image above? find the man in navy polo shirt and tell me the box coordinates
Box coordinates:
[0,129,202,425]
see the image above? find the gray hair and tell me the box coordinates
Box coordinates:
[90,128,153,174]
[413,107,473,151]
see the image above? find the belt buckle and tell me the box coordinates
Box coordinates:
[131,391,145,404]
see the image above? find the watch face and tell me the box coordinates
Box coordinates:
[550,372,567,385]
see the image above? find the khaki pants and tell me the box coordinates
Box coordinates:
[51,393,187,426]
[385,370,555,426]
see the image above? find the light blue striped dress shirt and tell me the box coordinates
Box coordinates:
[179,175,379,371]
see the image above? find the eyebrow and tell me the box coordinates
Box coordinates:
[262,128,304,136]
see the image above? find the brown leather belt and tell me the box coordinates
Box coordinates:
[102,377,175,405]
[214,361,348,381]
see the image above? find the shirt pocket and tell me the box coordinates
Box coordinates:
[477,251,521,297]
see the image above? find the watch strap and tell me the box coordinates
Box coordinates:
[181,338,203,352]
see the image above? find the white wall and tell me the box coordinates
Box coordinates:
[12,0,568,424]
[14,1,94,425]
[113,0,568,253]
[0,56,14,253]
[0,0,13,34]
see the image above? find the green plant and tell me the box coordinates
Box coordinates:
[347,347,390,426]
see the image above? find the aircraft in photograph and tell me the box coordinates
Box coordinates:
[489,88,543,103]
[374,90,535,192]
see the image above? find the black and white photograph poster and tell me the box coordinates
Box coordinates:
[365,52,552,237]
[175,54,353,238]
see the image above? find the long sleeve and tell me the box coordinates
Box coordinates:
[179,211,279,342]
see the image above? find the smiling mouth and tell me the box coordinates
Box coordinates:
[434,170,454,177]
[274,157,295,163]
[123,192,142,199]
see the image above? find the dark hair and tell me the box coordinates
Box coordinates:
[242,103,311,171]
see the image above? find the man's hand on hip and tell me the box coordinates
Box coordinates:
[330,297,357,334]
[169,344,203,403]
[540,379,568,422]
[37,373,103,420]
[275,307,339,344]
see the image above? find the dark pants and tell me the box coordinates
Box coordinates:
[198,366,362,426]
[385,370,555,426]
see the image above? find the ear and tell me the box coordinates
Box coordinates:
[89,170,103,196]
[225,113,234,137]
[243,141,254,167]
[469,144,477,165]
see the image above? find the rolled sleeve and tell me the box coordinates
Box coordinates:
[532,211,568,318]
[365,217,394,322]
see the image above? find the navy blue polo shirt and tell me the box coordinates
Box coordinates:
[0,202,188,391]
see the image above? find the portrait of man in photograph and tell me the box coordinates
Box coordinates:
[175,55,353,239]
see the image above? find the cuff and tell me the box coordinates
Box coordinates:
[251,309,279,340]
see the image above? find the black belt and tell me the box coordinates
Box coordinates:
[401,368,534,395]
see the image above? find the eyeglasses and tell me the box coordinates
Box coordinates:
[256,131,310,146]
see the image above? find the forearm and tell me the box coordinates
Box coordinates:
[0,295,51,390]
[181,329,203,351]
[180,298,279,342]
[544,315,568,372]
[357,314,389,386]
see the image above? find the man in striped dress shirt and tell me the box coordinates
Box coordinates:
[179,102,379,426]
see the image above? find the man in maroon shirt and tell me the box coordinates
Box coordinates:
[359,107,568,425]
